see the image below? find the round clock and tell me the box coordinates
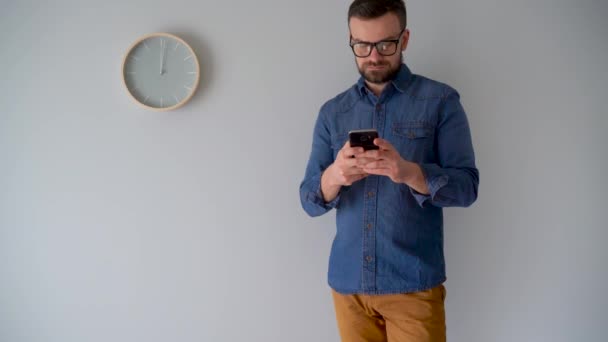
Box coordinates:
[122,33,200,111]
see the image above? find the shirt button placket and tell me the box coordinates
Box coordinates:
[361,100,382,293]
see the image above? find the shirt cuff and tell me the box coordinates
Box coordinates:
[307,174,341,209]
[409,163,449,207]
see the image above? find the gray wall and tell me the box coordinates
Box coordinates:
[1,0,606,341]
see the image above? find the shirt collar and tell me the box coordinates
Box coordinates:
[356,63,413,97]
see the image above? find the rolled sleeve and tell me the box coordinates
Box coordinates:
[409,89,479,208]
[299,104,340,217]
[302,172,341,215]
[409,163,450,207]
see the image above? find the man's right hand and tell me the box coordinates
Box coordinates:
[320,141,368,202]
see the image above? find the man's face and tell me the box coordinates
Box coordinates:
[349,13,409,85]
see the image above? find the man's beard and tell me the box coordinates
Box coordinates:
[358,54,402,84]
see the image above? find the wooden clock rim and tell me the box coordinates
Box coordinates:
[121,32,201,112]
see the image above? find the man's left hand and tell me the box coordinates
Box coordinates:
[358,138,429,194]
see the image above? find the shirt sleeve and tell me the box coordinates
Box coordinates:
[299,105,341,217]
[410,89,479,208]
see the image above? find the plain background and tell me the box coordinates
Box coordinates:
[1,0,606,341]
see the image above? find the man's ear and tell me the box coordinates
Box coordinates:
[401,29,410,52]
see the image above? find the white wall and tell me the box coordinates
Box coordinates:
[1,1,606,341]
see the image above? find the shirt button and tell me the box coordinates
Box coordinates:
[367,223,373,230]
[368,191,375,198]
[375,104,381,111]
[366,256,373,262]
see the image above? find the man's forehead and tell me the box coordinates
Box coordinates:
[349,15,402,41]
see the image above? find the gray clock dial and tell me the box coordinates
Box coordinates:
[123,33,199,110]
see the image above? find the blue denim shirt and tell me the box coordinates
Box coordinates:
[299,64,479,295]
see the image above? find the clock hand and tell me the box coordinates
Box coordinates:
[160,39,165,75]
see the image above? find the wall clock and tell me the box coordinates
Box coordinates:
[122,33,200,111]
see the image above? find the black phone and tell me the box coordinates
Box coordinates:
[348,129,379,151]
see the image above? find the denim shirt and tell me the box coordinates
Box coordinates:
[299,64,479,295]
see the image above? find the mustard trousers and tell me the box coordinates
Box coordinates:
[331,284,446,342]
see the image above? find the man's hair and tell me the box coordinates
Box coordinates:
[348,0,407,30]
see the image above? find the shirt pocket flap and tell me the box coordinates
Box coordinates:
[392,121,433,139]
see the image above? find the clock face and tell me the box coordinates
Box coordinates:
[122,33,200,111]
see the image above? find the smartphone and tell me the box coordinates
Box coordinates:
[348,129,379,151]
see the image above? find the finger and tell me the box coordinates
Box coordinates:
[373,138,396,151]
[342,165,368,176]
[355,157,378,165]
[344,147,365,158]
[341,143,365,158]
[363,160,389,169]
[361,167,390,177]
[362,149,385,160]
[342,157,361,168]
[341,140,362,154]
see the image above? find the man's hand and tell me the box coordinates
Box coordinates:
[320,141,368,202]
[360,138,430,195]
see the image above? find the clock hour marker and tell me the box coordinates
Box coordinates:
[143,42,150,50]
[173,95,179,104]
[174,43,179,51]
[184,55,193,61]
[187,71,197,74]
[130,56,140,61]
[160,97,163,107]
[143,95,150,104]
[126,71,136,74]
[184,85,192,91]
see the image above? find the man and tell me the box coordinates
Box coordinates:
[299,0,479,341]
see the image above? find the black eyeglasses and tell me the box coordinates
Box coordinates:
[349,28,405,57]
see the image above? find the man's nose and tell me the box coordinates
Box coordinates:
[367,45,383,61]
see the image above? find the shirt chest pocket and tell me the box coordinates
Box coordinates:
[390,121,434,160]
